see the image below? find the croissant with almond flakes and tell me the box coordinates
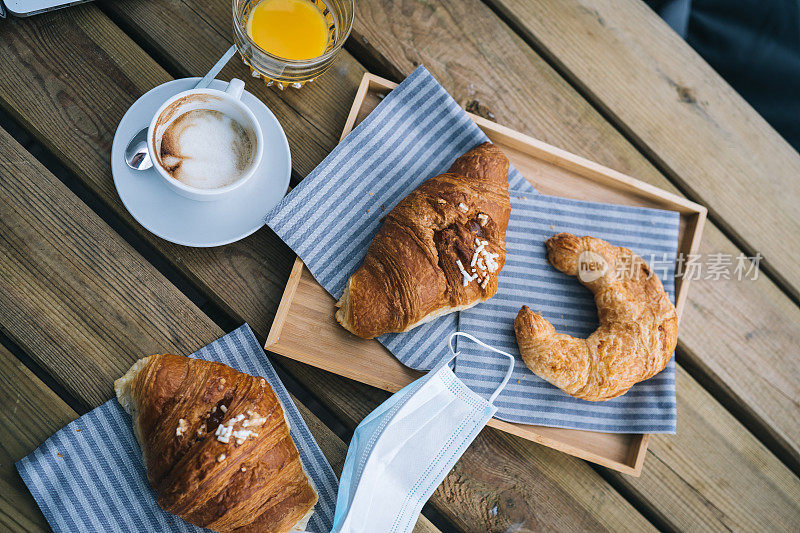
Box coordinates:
[335,142,511,339]
[114,354,317,532]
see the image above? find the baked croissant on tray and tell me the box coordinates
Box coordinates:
[115,354,318,533]
[336,142,511,339]
[514,233,678,401]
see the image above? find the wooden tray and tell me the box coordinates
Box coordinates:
[265,73,707,476]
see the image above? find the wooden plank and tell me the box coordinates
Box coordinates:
[630,366,800,531]
[0,161,219,406]
[676,224,800,470]
[0,344,71,533]
[347,0,668,188]
[0,6,658,531]
[1,2,798,529]
[0,125,439,533]
[483,0,800,300]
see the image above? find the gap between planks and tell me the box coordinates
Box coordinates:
[0,325,90,416]
[479,0,800,311]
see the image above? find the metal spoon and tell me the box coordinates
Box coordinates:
[124,45,238,170]
[124,127,153,170]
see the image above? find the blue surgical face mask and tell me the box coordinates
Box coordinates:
[330,333,515,533]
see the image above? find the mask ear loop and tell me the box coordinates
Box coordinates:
[448,332,515,404]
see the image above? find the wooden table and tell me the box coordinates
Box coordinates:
[1,1,799,531]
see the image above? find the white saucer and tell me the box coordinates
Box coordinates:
[111,78,291,247]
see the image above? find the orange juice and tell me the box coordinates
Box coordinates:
[246,0,329,61]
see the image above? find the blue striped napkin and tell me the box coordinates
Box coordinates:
[16,324,338,532]
[265,65,679,434]
[265,66,535,371]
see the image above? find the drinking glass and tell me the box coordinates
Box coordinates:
[232,0,354,89]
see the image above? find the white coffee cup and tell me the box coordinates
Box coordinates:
[148,79,263,201]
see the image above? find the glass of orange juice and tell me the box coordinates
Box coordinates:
[233,0,354,89]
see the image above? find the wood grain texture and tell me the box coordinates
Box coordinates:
[484,0,800,300]
[677,224,800,471]
[0,127,439,533]
[0,344,72,533]
[628,366,800,531]
[0,138,221,408]
[348,0,665,186]
[0,5,654,530]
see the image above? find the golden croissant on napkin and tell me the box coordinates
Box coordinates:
[335,142,511,339]
[514,233,678,401]
[115,354,317,533]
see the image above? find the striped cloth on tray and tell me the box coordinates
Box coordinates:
[264,65,679,433]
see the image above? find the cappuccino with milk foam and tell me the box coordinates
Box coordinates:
[159,109,255,190]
